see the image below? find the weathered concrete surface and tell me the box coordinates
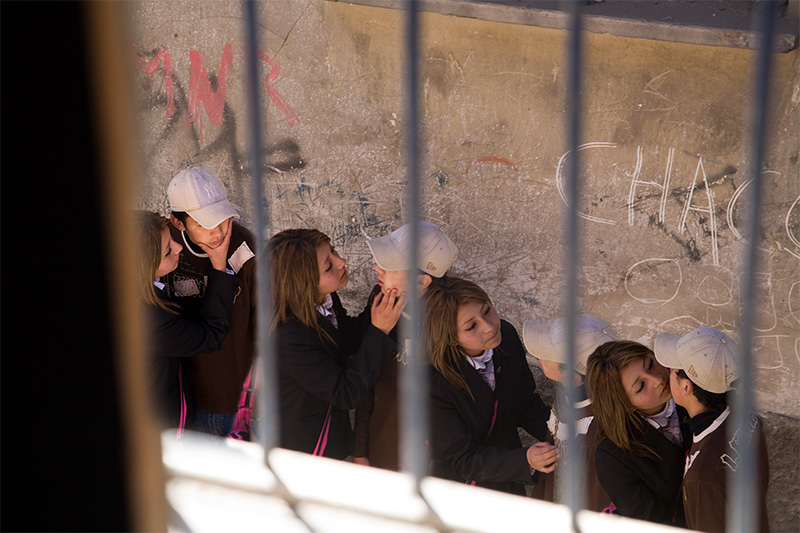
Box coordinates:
[339,0,800,52]
[760,411,800,533]
[129,1,799,528]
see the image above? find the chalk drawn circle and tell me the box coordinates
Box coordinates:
[789,281,800,325]
[786,195,800,250]
[795,337,800,366]
[625,258,682,304]
[697,272,733,306]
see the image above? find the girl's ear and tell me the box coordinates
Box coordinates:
[418,274,433,290]
[682,378,693,397]
[170,215,186,232]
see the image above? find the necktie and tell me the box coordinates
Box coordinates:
[316,294,338,329]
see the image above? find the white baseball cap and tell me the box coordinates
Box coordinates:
[654,327,740,394]
[367,221,458,278]
[167,166,239,229]
[522,315,618,375]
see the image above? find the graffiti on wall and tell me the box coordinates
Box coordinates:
[133,43,299,144]
[132,43,307,198]
[547,142,800,371]
[425,143,799,378]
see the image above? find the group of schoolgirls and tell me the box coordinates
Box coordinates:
[138,166,770,533]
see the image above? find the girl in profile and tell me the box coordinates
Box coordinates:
[269,228,405,459]
[585,340,688,526]
[424,277,558,495]
[136,211,238,434]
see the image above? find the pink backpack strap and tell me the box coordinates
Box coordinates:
[228,364,258,440]
[238,368,254,409]
[485,399,499,438]
[467,399,499,486]
[312,405,333,456]
[176,367,187,440]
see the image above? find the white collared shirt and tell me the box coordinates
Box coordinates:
[464,349,495,391]
[316,293,338,329]
[644,398,683,447]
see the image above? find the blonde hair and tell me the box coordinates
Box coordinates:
[135,211,179,314]
[268,228,332,340]
[423,277,491,401]
[585,340,658,457]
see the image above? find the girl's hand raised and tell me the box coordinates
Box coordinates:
[526,442,560,473]
[370,289,407,335]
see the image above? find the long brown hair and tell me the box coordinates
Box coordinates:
[268,228,332,340]
[423,277,491,401]
[585,340,658,456]
[135,210,179,314]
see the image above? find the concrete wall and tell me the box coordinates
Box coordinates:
[129,1,799,529]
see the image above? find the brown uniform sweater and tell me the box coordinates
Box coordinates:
[683,407,770,533]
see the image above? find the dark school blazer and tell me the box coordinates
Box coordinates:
[595,414,690,526]
[428,320,551,495]
[147,268,239,428]
[277,292,397,460]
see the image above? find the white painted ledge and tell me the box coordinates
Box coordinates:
[163,430,683,533]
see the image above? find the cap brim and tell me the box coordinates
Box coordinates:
[187,198,239,229]
[522,319,562,363]
[367,234,410,271]
[653,333,682,369]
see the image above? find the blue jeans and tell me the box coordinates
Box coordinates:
[192,408,235,436]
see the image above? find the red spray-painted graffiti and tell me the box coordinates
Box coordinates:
[132,46,176,117]
[132,43,299,143]
[188,44,233,143]
[465,155,519,175]
[257,49,300,127]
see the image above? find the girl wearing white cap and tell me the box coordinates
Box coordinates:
[269,229,405,459]
[654,327,770,533]
[522,315,616,511]
[352,221,458,470]
[424,277,557,495]
[585,341,689,526]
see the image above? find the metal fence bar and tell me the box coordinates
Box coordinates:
[242,0,279,453]
[563,1,584,529]
[729,1,776,532]
[400,0,429,492]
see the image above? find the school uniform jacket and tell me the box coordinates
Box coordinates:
[277,292,397,460]
[428,320,551,495]
[147,268,239,428]
[683,407,770,533]
[595,416,689,526]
